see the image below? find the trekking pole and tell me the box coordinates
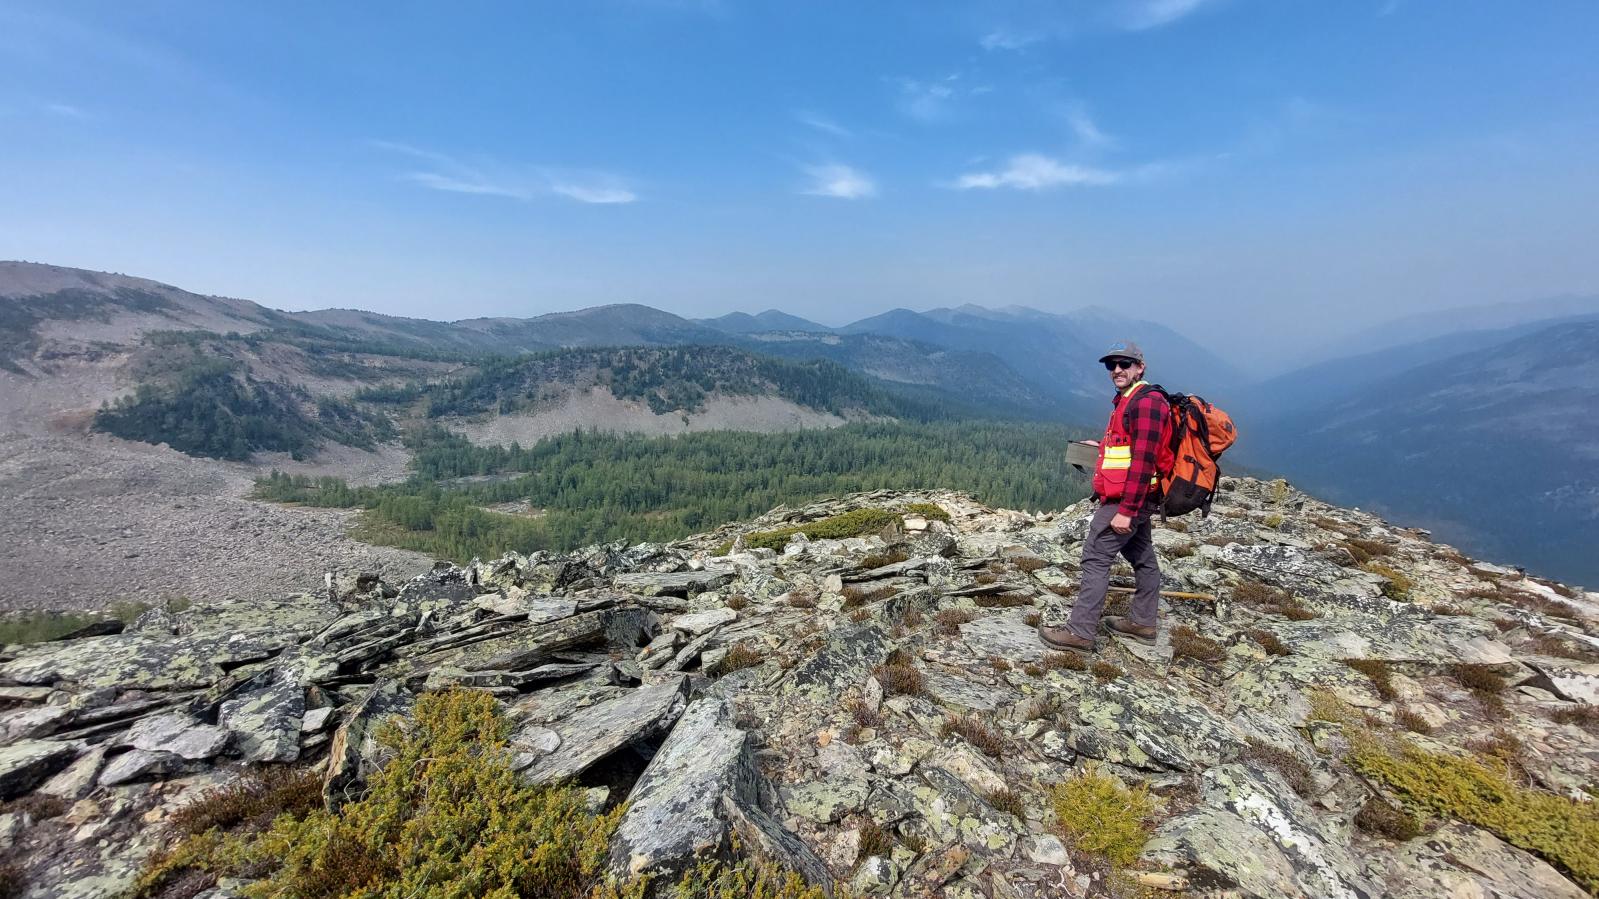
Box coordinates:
[1104,586,1216,601]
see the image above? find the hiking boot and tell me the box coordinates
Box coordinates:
[1037,624,1095,654]
[1103,616,1157,645]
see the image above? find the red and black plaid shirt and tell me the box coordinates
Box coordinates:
[1113,385,1170,517]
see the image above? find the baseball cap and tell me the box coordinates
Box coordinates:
[1097,340,1145,364]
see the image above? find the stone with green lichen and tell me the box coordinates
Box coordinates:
[1144,763,1378,899]
[1068,676,1241,772]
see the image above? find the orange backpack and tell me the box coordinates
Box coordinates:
[1133,387,1237,517]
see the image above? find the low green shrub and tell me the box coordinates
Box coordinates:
[1350,737,1599,891]
[731,509,902,552]
[1050,765,1154,868]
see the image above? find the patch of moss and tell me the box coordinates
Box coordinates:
[1050,765,1155,868]
[1362,563,1413,601]
[1263,513,1284,529]
[730,508,903,553]
[1350,737,1599,891]
[903,502,951,522]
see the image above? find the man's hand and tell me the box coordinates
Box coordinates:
[1110,512,1133,534]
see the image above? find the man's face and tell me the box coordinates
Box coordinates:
[1105,356,1143,391]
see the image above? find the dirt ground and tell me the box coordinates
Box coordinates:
[0,364,432,613]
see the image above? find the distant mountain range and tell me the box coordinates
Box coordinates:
[3,259,1595,583]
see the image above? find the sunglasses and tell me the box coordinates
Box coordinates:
[1103,359,1139,371]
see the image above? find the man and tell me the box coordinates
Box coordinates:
[1038,341,1171,653]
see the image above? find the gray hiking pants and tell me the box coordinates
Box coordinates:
[1062,502,1161,640]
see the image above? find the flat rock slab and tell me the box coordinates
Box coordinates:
[1144,763,1378,899]
[99,749,185,786]
[959,611,1046,664]
[219,666,305,763]
[518,678,689,785]
[1383,822,1588,899]
[1070,677,1240,772]
[787,623,892,703]
[923,671,1002,712]
[0,739,79,800]
[612,570,734,598]
[608,697,830,887]
[0,630,295,691]
[123,712,229,760]
[1267,616,1513,666]
[671,608,737,636]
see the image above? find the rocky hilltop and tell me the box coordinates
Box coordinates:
[1,478,1596,898]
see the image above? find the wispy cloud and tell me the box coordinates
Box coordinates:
[42,101,87,119]
[795,110,851,138]
[979,28,1043,51]
[548,174,638,205]
[952,154,1121,191]
[1116,0,1217,31]
[372,141,638,205]
[1064,103,1114,150]
[893,75,965,123]
[801,164,877,199]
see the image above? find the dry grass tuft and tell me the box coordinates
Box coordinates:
[872,661,925,697]
[1171,625,1225,663]
[166,766,323,836]
[708,643,763,677]
[1024,611,1043,628]
[1012,556,1049,573]
[1529,633,1599,662]
[785,591,818,610]
[1343,658,1398,701]
[1449,663,1506,694]
[1090,661,1123,683]
[1344,538,1394,564]
[1166,542,1196,558]
[934,608,976,636]
[988,656,1011,672]
[900,607,924,628]
[843,695,882,729]
[1022,663,1044,678]
[849,608,872,623]
[986,788,1026,819]
[1043,651,1087,672]
[1395,707,1433,734]
[974,592,1035,609]
[941,714,1008,757]
[859,548,910,570]
[843,584,899,608]
[723,594,749,611]
[1233,580,1319,620]
[1242,739,1313,796]
[1354,797,1423,841]
[1247,628,1290,656]
[856,820,893,861]
[1550,705,1599,732]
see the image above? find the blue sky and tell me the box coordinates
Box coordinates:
[2,1,1597,369]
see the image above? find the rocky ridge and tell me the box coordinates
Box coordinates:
[0,477,1596,898]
